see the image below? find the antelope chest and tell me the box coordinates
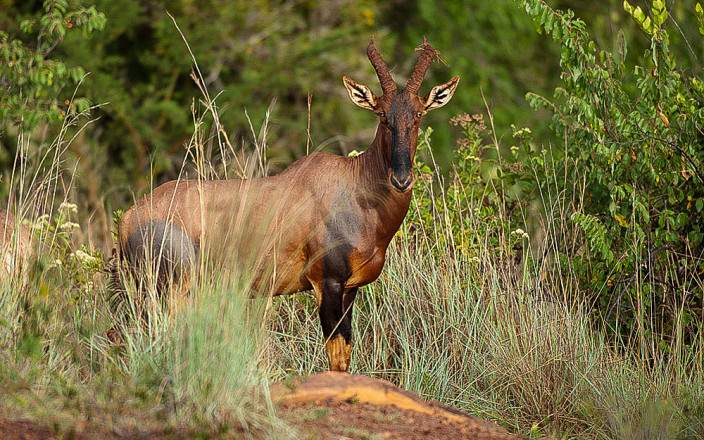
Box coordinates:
[345,245,386,288]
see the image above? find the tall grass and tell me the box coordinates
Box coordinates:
[0,80,290,437]
[266,132,704,439]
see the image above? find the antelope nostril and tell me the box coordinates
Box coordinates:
[390,174,413,192]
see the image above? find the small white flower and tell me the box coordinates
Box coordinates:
[59,202,78,213]
[511,228,529,239]
[73,249,98,265]
[59,222,80,230]
[32,214,50,229]
[512,127,532,138]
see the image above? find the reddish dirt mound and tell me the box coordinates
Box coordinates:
[272,372,521,439]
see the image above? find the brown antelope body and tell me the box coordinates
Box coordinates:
[118,39,459,371]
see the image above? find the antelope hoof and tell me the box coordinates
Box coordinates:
[325,335,351,372]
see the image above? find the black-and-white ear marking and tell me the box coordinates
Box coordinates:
[424,76,460,111]
[343,76,377,111]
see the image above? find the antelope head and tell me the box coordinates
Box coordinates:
[343,38,459,193]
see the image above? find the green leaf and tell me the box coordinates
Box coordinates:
[652,0,668,28]
[19,19,34,34]
[633,6,645,22]
[642,17,652,33]
[623,1,634,15]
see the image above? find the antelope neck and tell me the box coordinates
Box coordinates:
[359,123,394,185]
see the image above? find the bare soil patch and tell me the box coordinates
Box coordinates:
[272,372,521,439]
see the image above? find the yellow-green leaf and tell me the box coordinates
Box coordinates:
[624,1,634,14]
[614,214,629,228]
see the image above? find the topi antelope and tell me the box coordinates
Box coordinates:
[117,38,459,371]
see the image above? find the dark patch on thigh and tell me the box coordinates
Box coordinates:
[125,220,196,285]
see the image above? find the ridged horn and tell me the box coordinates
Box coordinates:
[405,37,440,94]
[367,39,396,95]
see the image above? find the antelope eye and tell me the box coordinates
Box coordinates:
[416,112,423,118]
[378,111,386,118]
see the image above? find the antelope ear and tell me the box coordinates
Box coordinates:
[424,76,460,112]
[343,75,377,111]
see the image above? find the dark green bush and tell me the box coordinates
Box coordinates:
[408,0,704,347]
[513,0,704,342]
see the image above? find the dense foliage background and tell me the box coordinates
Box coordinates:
[2,1,700,213]
[0,0,588,208]
[2,1,704,437]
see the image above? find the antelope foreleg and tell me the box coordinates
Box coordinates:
[317,281,357,372]
[325,335,352,372]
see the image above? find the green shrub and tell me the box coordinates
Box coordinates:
[501,0,704,342]
[0,0,104,130]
